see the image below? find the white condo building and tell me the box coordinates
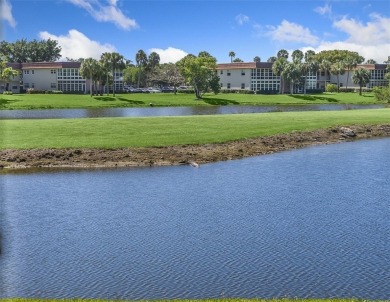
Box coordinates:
[1,61,388,94]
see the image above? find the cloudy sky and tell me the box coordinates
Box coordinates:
[1,0,389,63]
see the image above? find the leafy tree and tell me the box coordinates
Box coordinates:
[178,52,218,99]
[365,59,377,64]
[1,67,19,91]
[136,49,148,88]
[80,58,99,96]
[272,57,288,93]
[0,38,61,62]
[123,65,140,86]
[149,63,184,94]
[229,51,236,63]
[330,61,346,92]
[352,68,371,95]
[199,51,212,58]
[253,56,261,63]
[232,58,243,63]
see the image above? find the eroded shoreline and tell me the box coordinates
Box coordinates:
[1,124,390,171]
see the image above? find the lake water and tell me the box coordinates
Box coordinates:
[0,104,384,119]
[0,138,389,300]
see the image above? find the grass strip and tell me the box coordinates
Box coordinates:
[0,92,382,110]
[1,109,390,149]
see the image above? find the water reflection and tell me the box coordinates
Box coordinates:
[1,138,389,300]
[0,104,384,119]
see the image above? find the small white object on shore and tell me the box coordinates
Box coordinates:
[189,161,199,168]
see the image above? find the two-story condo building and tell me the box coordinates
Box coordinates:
[1,61,124,94]
[217,62,388,93]
[1,61,388,94]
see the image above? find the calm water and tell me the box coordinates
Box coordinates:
[0,104,384,119]
[0,139,389,299]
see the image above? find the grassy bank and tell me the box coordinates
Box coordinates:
[0,92,382,110]
[1,299,388,302]
[1,109,390,149]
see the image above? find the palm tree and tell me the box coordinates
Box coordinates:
[291,50,304,64]
[229,51,236,63]
[365,59,377,64]
[302,50,318,94]
[331,61,346,93]
[100,52,113,95]
[277,49,289,59]
[272,57,288,94]
[344,54,358,90]
[267,56,277,63]
[104,52,125,97]
[319,59,332,90]
[352,68,371,95]
[80,57,99,96]
[282,62,302,94]
[136,49,148,88]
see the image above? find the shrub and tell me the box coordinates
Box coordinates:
[256,90,278,95]
[3,91,13,95]
[45,90,64,94]
[373,86,390,103]
[306,89,323,94]
[325,84,338,93]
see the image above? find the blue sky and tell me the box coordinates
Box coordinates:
[1,0,389,63]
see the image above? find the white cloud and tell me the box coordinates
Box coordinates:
[235,14,250,26]
[314,3,332,16]
[39,29,116,60]
[1,0,16,28]
[65,0,138,30]
[333,13,390,46]
[148,47,188,64]
[266,20,319,45]
[300,13,390,63]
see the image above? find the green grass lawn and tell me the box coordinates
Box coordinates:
[1,109,390,149]
[0,92,382,110]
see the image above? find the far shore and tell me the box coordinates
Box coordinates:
[1,124,390,171]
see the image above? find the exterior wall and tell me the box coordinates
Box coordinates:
[23,68,57,90]
[219,68,251,90]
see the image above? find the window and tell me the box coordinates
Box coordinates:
[227,70,231,76]
[12,85,17,90]
[227,83,231,89]
[51,83,57,89]
[51,69,56,74]
[241,83,245,89]
[32,70,34,74]
[220,83,223,87]
[241,70,245,76]
[24,70,29,74]
[220,70,223,75]
[24,83,30,88]
[32,83,35,88]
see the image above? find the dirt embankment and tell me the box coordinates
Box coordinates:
[1,124,390,170]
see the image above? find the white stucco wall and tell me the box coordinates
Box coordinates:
[23,69,57,90]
